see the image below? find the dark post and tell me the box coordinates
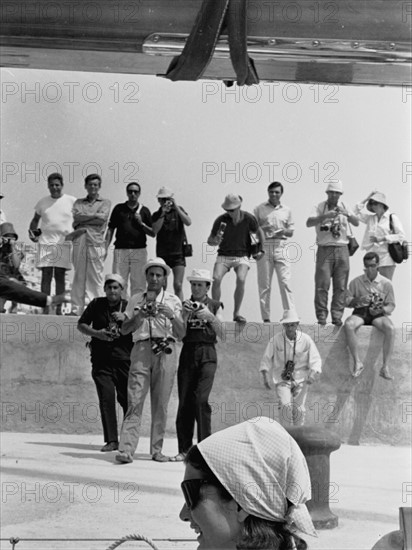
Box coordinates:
[287,425,341,529]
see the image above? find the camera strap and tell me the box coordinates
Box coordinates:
[147,289,168,342]
[283,336,297,365]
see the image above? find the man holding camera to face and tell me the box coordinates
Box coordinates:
[116,258,185,464]
[344,252,395,380]
[172,269,223,462]
[259,309,322,428]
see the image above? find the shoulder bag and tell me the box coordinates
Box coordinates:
[388,214,408,263]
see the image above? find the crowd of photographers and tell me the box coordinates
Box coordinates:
[0,175,407,461]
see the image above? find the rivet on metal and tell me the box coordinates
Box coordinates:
[389,42,396,49]
[152,35,159,43]
[268,39,277,45]
[352,42,360,49]
[312,40,320,47]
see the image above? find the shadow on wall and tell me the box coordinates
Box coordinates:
[0,315,410,446]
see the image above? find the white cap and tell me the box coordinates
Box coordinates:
[156,186,174,199]
[280,309,300,324]
[326,181,343,194]
[104,273,125,288]
[187,268,213,283]
[144,257,171,276]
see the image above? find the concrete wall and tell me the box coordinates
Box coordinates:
[1,314,411,446]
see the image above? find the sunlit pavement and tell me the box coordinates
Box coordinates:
[1,432,410,550]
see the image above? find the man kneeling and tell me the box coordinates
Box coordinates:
[344,252,395,380]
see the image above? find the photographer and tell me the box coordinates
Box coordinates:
[152,186,192,301]
[172,269,223,462]
[116,258,184,464]
[259,309,322,428]
[306,181,359,326]
[344,252,395,380]
[77,274,132,452]
[0,223,26,313]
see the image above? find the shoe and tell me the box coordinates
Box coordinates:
[263,319,271,323]
[115,451,133,464]
[352,363,364,378]
[233,315,247,324]
[152,452,170,462]
[170,452,186,462]
[101,441,118,452]
[379,366,393,381]
[332,320,343,327]
[317,319,327,325]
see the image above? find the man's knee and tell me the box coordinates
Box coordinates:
[345,317,361,331]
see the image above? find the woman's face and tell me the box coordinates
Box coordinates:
[179,463,242,550]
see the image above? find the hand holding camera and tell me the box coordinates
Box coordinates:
[28,228,42,243]
[369,293,384,315]
[281,360,295,382]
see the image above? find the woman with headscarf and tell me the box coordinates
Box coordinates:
[179,416,317,549]
[354,191,406,280]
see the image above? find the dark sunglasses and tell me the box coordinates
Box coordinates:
[368,200,378,205]
[225,209,236,213]
[181,479,210,510]
[127,189,140,194]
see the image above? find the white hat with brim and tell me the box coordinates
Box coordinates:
[144,257,171,277]
[187,269,213,283]
[221,194,242,210]
[156,186,174,199]
[326,181,343,194]
[104,273,125,288]
[369,192,389,208]
[280,309,300,324]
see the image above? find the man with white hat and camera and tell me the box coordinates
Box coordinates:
[152,186,192,301]
[116,258,185,464]
[306,181,359,326]
[207,193,264,324]
[172,268,223,462]
[259,309,322,428]
[77,273,132,452]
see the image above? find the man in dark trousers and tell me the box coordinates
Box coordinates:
[77,274,132,452]
[171,268,223,462]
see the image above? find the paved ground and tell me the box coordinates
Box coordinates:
[1,432,410,550]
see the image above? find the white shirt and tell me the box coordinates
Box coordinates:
[125,289,183,340]
[253,201,294,247]
[260,330,322,384]
[35,194,76,245]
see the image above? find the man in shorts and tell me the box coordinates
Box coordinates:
[152,187,191,301]
[344,252,395,380]
[207,194,264,323]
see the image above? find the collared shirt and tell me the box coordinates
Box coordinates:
[259,330,322,384]
[346,272,395,313]
[125,289,183,340]
[72,196,111,245]
[310,200,355,246]
[108,202,152,249]
[253,201,294,247]
[354,204,406,255]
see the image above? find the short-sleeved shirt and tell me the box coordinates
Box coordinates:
[35,194,76,245]
[125,289,183,340]
[108,202,152,249]
[253,202,294,247]
[152,206,188,257]
[259,330,322,384]
[72,196,111,246]
[78,297,133,361]
[345,273,395,314]
[309,200,355,246]
[211,211,258,257]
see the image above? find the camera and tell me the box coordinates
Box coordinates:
[142,301,158,316]
[320,223,331,232]
[281,360,295,381]
[151,338,173,356]
[106,319,121,339]
[188,318,206,330]
[189,301,204,312]
[369,292,384,309]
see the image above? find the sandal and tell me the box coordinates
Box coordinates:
[233,315,247,324]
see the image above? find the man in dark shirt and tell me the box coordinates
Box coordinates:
[207,194,264,323]
[152,186,192,301]
[172,268,223,462]
[104,182,154,297]
[77,274,133,451]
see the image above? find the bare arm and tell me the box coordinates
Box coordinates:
[29,213,41,231]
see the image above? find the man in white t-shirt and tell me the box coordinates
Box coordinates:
[29,173,76,314]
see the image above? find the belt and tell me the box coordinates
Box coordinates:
[136,338,176,344]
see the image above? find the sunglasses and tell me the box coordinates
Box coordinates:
[127,190,140,194]
[225,208,236,213]
[181,479,211,510]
